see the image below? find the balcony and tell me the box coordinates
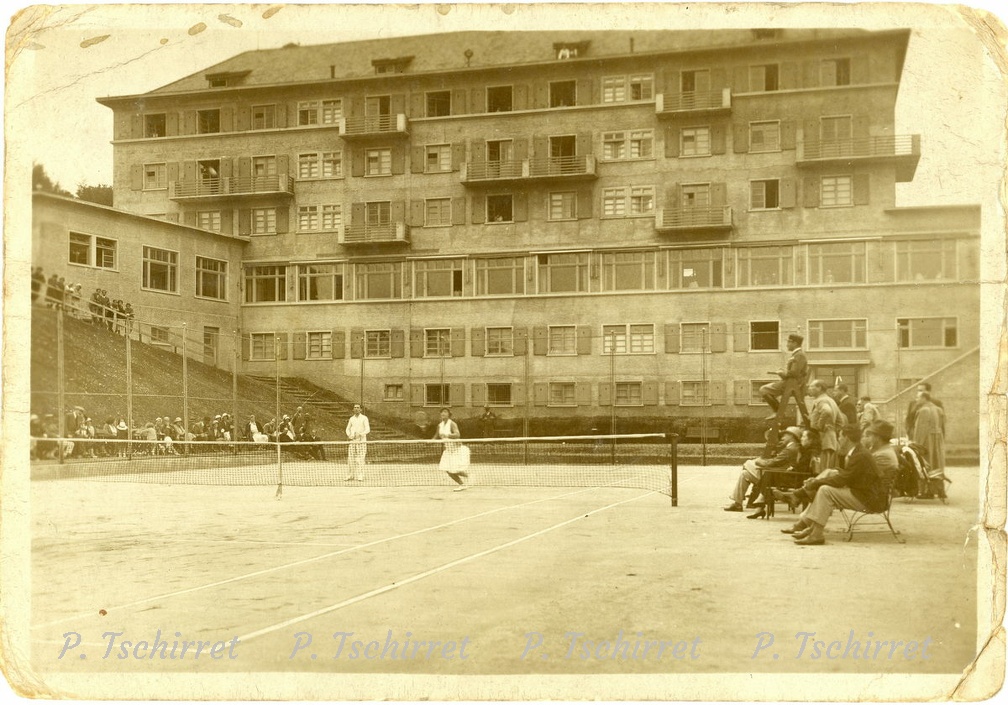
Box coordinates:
[655,89,732,118]
[461,156,596,186]
[342,222,410,246]
[655,206,733,234]
[338,113,409,140]
[797,135,921,182]
[169,175,294,202]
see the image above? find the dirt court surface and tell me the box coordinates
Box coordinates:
[30,463,979,680]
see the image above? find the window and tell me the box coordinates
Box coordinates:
[298,206,319,231]
[487,85,513,112]
[821,59,851,86]
[144,163,166,189]
[366,201,391,227]
[149,326,172,348]
[681,127,711,157]
[548,326,577,355]
[808,242,866,284]
[601,130,653,160]
[68,232,90,265]
[250,333,276,361]
[425,384,450,407]
[306,331,333,359]
[749,380,776,405]
[749,121,780,152]
[425,329,451,357]
[366,330,391,358]
[538,253,589,293]
[615,382,643,406]
[475,257,525,296]
[749,64,779,91]
[365,148,392,176]
[821,115,853,141]
[548,382,576,406]
[322,205,342,231]
[321,152,342,178]
[321,99,343,124]
[549,192,577,220]
[144,113,166,138]
[549,80,577,107]
[898,318,958,349]
[299,151,342,178]
[197,211,221,232]
[680,323,711,353]
[414,259,463,297]
[95,238,116,269]
[820,175,853,207]
[681,381,710,406]
[426,91,451,117]
[197,109,220,134]
[298,153,319,179]
[807,319,867,349]
[355,261,402,300]
[253,155,277,178]
[602,186,654,217]
[298,101,319,126]
[630,186,654,215]
[750,180,780,210]
[602,76,626,103]
[252,208,277,234]
[630,74,654,100]
[895,240,957,281]
[681,69,710,93]
[681,183,709,208]
[425,198,452,226]
[252,105,275,129]
[297,263,344,301]
[601,74,654,102]
[196,257,227,300]
[142,246,178,293]
[425,144,451,173]
[602,324,654,354]
[601,251,655,291]
[244,265,287,303]
[486,383,513,406]
[750,321,779,351]
[486,327,514,356]
[384,384,404,401]
[486,194,513,223]
[737,246,793,287]
[669,248,723,289]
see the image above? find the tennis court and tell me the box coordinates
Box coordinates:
[30,437,979,679]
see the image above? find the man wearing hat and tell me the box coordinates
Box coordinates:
[863,419,899,484]
[724,425,801,514]
[760,333,810,425]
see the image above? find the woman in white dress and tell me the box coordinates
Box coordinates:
[434,408,470,491]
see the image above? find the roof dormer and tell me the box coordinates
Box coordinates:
[553,41,590,60]
[372,56,414,74]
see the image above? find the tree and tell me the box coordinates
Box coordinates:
[32,163,72,197]
[76,183,113,207]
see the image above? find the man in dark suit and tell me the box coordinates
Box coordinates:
[832,382,858,426]
[759,333,810,424]
[780,424,887,545]
[904,382,944,437]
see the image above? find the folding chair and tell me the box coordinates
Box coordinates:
[839,480,905,543]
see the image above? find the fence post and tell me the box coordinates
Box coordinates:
[57,310,65,463]
[126,331,133,460]
[182,323,189,456]
[668,432,678,508]
[233,328,240,442]
[275,442,284,499]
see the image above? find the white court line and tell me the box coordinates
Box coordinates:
[235,490,655,644]
[31,484,629,630]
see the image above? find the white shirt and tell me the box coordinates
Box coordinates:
[346,413,370,441]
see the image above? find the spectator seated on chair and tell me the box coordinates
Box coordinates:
[724,426,801,514]
[864,420,898,484]
[756,427,820,518]
[779,425,888,545]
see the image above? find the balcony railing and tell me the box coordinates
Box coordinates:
[797,134,921,181]
[342,222,410,245]
[461,156,596,185]
[169,175,295,201]
[655,206,733,232]
[655,89,732,116]
[528,155,596,179]
[338,113,409,138]
[462,159,527,182]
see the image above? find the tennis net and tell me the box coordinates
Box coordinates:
[30,434,678,500]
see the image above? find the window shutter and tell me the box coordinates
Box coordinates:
[470,87,485,113]
[803,176,820,208]
[241,333,250,361]
[577,78,593,106]
[665,125,680,158]
[451,142,465,171]
[276,333,288,360]
[709,381,726,405]
[411,146,425,174]
[854,114,870,140]
[665,183,681,209]
[577,131,593,155]
[220,209,234,235]
[514,84,529,110]
[409,328,424,358]
[853,173,870,205]
[349,328,364,358]
[851,54,870,84]
[711,183,727,207]
[733,321,749,352]
[642,382,658,406]
[167,162,179,185]
[451,328,466,357]
[781,120,796,150]
[664,381,680,406]
[293,332,307,360]
[532,326,548,355]
[351,147,364,177]
[276,207,289,234]
[711,123,726,154]
[732,66,749,93]
[532,81,548,109]
[449,383,465,407]
[513,327,528,355]
[182,110,196,135]
[274,103,287,128]
[351,202,365,227]
[391,200,406,225]
[332,330,345,359]
[733,124,748,153]
[471,383,485,407]
[664,323,680,353]
[576,382,592,407]
[532,134,548,161]
[780,61,799,90]
[576,326,592,355]
[802,118,818,145]
[577,187,593,219]
[802,60,820,88]
[410,92,425,118]
[410,384,423,407]
[598,382,611,406]
[513,383,526,407]
[452,88,467,115]
[471,193,485,224]
[533,382,548,406]
[236,105,250,131]
[514,192,528,222]
[238,209,251,236]
[471,327,485,356]
[780,178,796,208]
[391,145,405,175]
[130,164,143,190]
[452,197,466,225]
[390,94,406,115]
[390,329,405,358]
[734,379,750,405]
[165,112,179,136]
[709,323,727,352]
[183,211,196,227]
[219,106,234,132]
[409,200,425,227]
[514,137,529,160]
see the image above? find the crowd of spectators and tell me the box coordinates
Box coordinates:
[32,265,135,334]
